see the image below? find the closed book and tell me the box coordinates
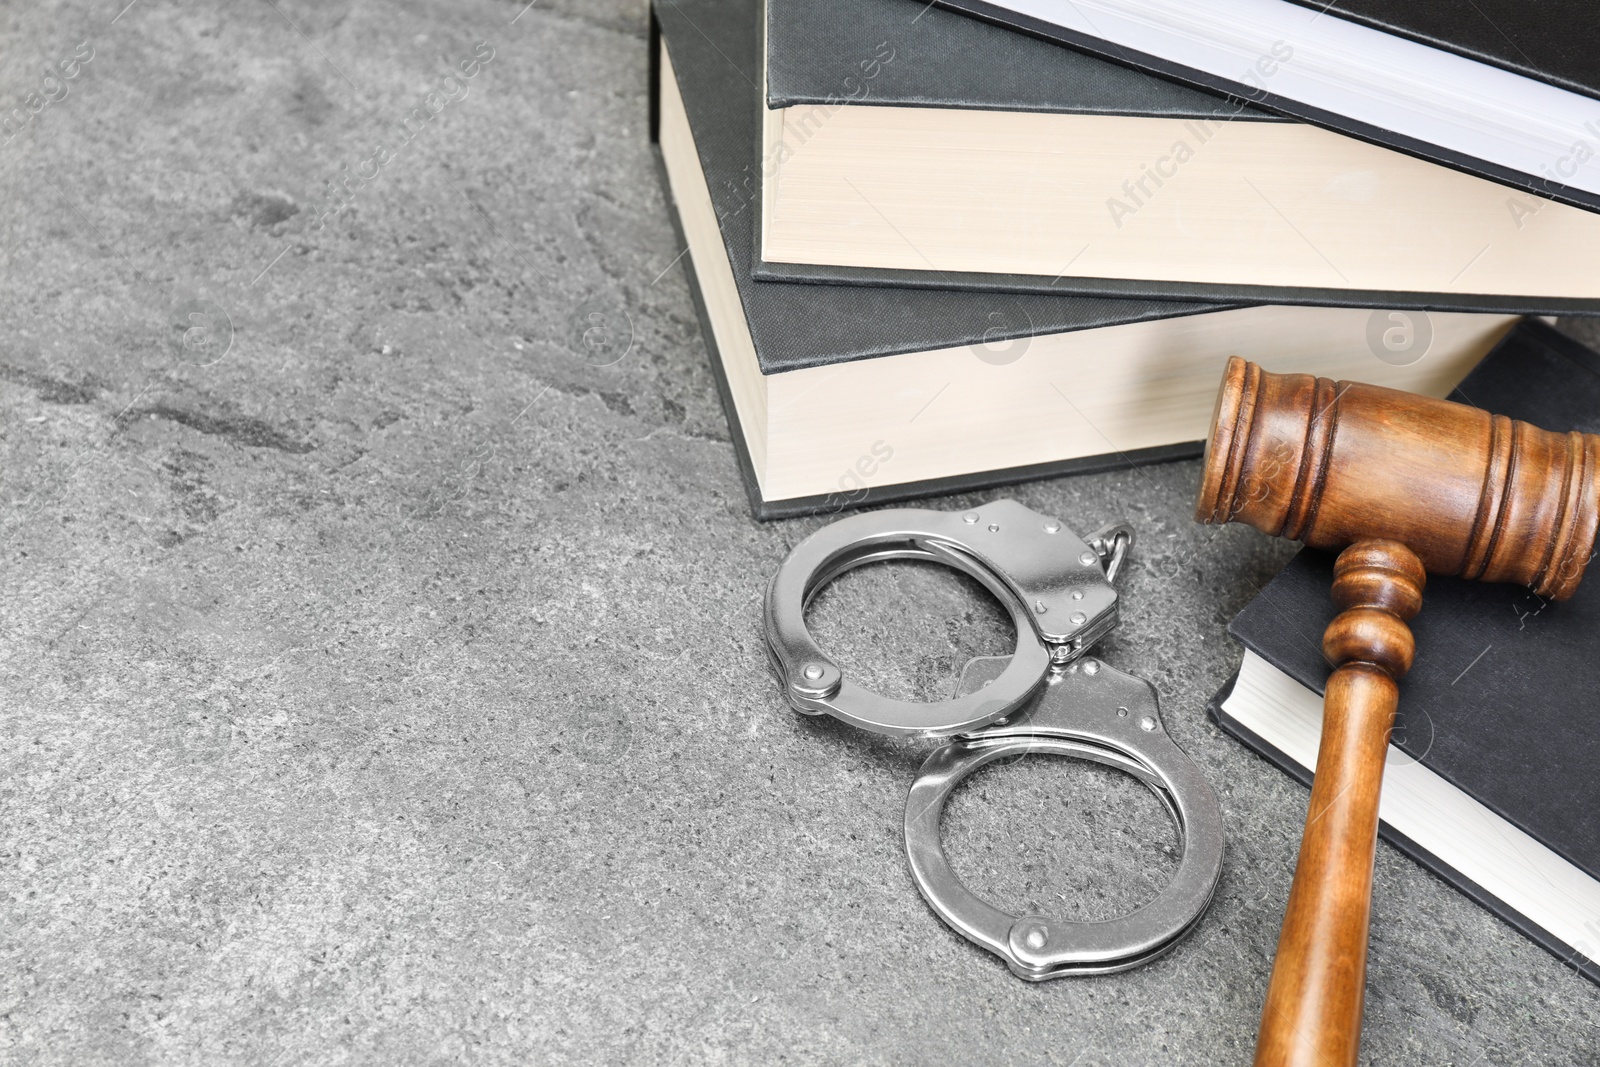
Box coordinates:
[756,0,1600,314]
[650,0,1518,519]
[932,0,1600,215]
[1210,318,1600,984]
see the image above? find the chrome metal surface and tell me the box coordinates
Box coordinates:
[762,500,1120,737]
[904,656,1225,980]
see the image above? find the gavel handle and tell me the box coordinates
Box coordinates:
[1254,540,1425,1067]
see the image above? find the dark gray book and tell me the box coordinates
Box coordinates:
[1276,0,1594,97]
[1211,318,1600,984]
[755,0,1600,316]
[766,0,1261,118]
[648,0,1522,519]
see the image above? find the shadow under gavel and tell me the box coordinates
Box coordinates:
[1195,355,1600,1067]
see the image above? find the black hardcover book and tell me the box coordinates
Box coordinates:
[1210,319,1600,983]
[933,0,1600,216]
[1278,0,1594,98]
[648,0,1520,519]
[766,0,1259,118]
[755,0,1600,315]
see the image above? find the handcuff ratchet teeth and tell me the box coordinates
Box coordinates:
[763,499,1224,978]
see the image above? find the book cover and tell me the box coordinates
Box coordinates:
[767,0,1270,119]
[1277,0,1597,99]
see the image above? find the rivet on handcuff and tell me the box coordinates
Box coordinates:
[763,499,1224,979]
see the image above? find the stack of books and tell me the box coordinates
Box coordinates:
[649,0,1600,518]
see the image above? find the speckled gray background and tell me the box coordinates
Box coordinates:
[2,1,1598,1064]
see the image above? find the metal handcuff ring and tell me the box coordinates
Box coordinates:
[764,499,1224,978]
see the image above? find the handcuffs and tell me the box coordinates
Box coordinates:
[764,499,1224,979]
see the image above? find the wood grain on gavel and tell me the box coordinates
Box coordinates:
[1195,356,1600,1067]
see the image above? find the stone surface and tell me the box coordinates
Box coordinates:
[2,1,1598,1064]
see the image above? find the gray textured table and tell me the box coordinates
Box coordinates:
[3,1,1598,1063]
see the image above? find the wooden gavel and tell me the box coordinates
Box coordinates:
[1195,356,1600,1067]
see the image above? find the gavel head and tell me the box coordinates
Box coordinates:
[1194,356,1600,600]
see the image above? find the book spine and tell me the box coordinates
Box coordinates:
[648,5,662,144]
